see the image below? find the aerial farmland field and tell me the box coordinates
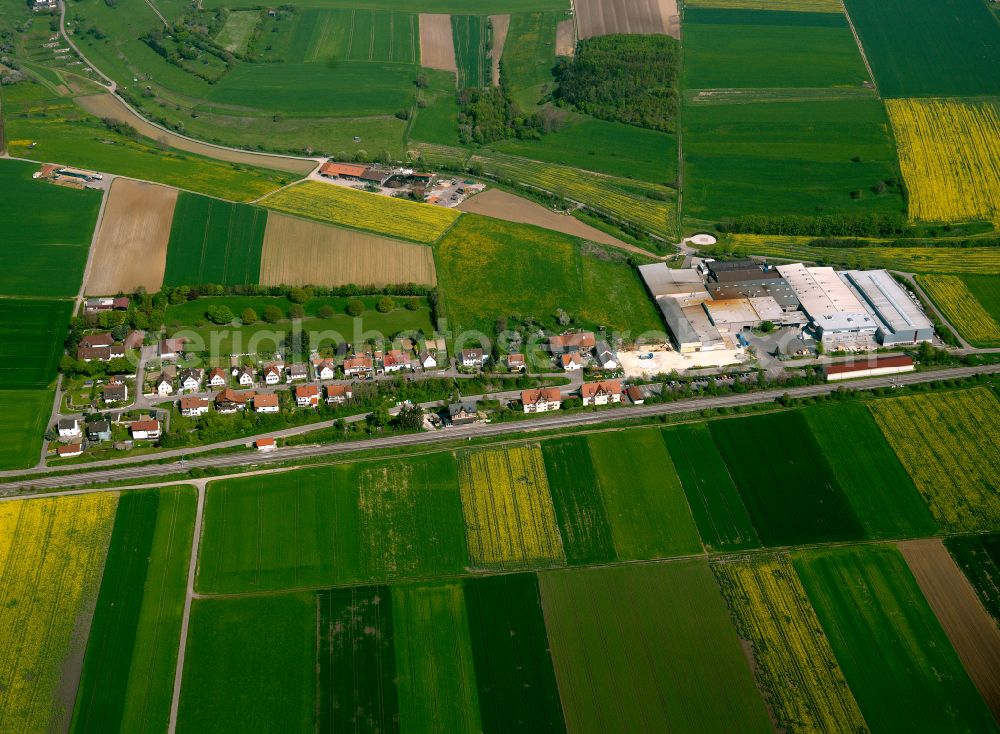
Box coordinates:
[869,388,1000,532]
[794,545,999,733]
[0,389,56,470]
[451,15,489,88]
[539,561,772,734]
[499,12,560,109]
[0,299,74,389]
[918,274,1000,348]
[946,534,1000,627]
[163,193,267,287]
[709,411,864,546]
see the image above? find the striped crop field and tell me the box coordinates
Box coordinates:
[261,181,459,243]
[869,388,1000,532]
[713,556,868,733]
[887,99,1000,226]
[472,152,677,238]
[0,493,118,732]
[685,0,842,9]
[458,445,566,570]
[917,274,1000,347]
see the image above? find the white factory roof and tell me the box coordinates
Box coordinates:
[639,263,710,301]
[749,296,783,323]
[775,263,874,333]
[840,270,933,334]
[704,298,759,326]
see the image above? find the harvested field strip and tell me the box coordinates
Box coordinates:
[163,192,267,286]
[887,99,1000,226]
[71,491,159,734]
[488,15,509,86]
[713,555,868,733]
[262,181,459,243]
[259,212,437,288]
[917,274,1000,347]
[575,0,676,38]
[899,539,1000,723]
[794,545,998,733]
[540,437,616,565]
[119,486,196,734]
[393,582,482,734]
[946,534,1000,628]
[710,411,865,546]
[540,561,772,734]
[0,493,118,733]
[803,402,937,539]
[458,445,565,570]
[318,586,398,734]
[869,388,1000,532]
[85,178,177,295]
[686,0,842,10]
[464,573,566,734]
[419,14,458,72]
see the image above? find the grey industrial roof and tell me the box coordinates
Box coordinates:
[712,268,784,284]
[656,297,701,347]
[707,259,759,272]
[707,280,800,309]
[638,263,710,300]
[841,270,933,335]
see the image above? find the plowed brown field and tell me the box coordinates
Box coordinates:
[418,14,458,72]
[489,15,510,86]
[576,0,680,39]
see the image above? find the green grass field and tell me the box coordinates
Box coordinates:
[0,299,73,389]
[842,0,1000,98]
[452,15,489,89]
[682,98,904,222]
[464,573,566,733]
[197,455,468,593]
[709,411,865,546]
[500,12,560,109]
[804,402,938,539]
[794,545,999,733]
[662,423,760,551]
[318,586,398,733]
[71,492,159,734]
[177,593,316,733]
[683,8,869,90]
[0,389,54,470]
[216,10,259,54]
[962,275,1000,323]
[410,69,464,147]
[587,430,702,560]
[205,0,569,9]
[393,582,482,734]
[434,215,664,337]
[541,437,616,565]
[488,115,678,185]
[539,561,772,734]
[945,534,1000,627]
[163,193,267,286]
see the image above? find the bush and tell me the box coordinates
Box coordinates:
[405,300,420,311]
[262,305,282,323]
[376,296,395,313]
[205,305,234,324]
[288,304,305,319]
[346,299,365,317]
[241,307,258,325]
[318,304,334,319]
[288,286,312,304]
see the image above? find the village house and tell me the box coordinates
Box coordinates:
[159,338,187,361]
[180,396,210,417]
[103,382,128,403]
[179,368,203,393]
[561,353,585,371]
[287,363,308,382]
[79,332,114,349]
[233,366,255,387]
[382,350,410,374]
[77,343,126,362]
[215,388,253,414]
[325,384,353,405]
[581,380,622,407]
[123,330,144,350]
[313,359,336,381]
[57,443,83,458]
[130,419,161,440]
[507,353,525,371]
[208,367,228,388]
[256,437,277,452]
[254,393,280,414]
[155,367,176,397]
[548,332,597,355]
[57,418,80,439]
[448,401,481,426]
[521,388,562,414]
[626,385,645,405]
[595,341,618,370]
[418,351,438,370]
[263,364,283,385]
[295,384,320,408]
[344,356,374,378]
[461,348,486,368]
[84,297,129,314]
[87,421,112,442]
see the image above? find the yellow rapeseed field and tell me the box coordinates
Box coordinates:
[887,99,1000,226]
[869,388,1000,532]
[458,445,565,569]
[0,493,118,732]
[261,181,460,244]
[917,275,1000,346]
[713,556,867,733]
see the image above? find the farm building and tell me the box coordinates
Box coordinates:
[318,162,369,181]
[840,270,934,345]
[825,355,915,381]
[776,264,877,349]
[549,332,598,354]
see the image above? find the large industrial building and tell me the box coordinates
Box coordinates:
[840,270,934,345]
[775,264,878,349]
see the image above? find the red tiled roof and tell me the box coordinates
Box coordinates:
[522,387,562,404]
[580,380,622,398]
[256,438,276,448]
[180,397,209,409]
[319,161,369,177]
[131,419,159,432]
[57,443,82,456]
[295,385,319,398]
[254,393,280,408]
[826,355,914,375]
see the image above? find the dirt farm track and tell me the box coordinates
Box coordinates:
[575,0,680,40]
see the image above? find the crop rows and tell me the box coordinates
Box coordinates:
[458,445,565,569]
[887,99,1000,226]
[0,494,118,732]
[472,152,676,238]
[917,274,1000,347]
[946,534,1000,627]
[685,0,842,9]
[262,181,459,243]
[713,556,868,733]
[869,388,1000,532]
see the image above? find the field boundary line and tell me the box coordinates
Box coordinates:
[840,0,880,99]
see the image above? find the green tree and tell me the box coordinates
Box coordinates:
[263,305,283,323]
[318,304,334,319]
[346,299,365,317]
[288,304,305,320]
[288,286,313,304]
[376,296,395,313]
[205,305,234,324]
[241,308,258,325]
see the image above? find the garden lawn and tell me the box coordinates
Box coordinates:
[0,389,54,470]
[177,594,316,733]
[0,299,73,388]
[197,455,467,593]
[587,429,702,560]
[803,402,937,539]
[709,411,864,546]
[540,561,772,734]
[163,193,267,286]
[662,423,760,551]
[434,215,663,337]
[946,534,1000,627]
[794,545,998,733]
[464,573,566,734]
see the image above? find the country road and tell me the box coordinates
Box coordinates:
[4,363,994,494]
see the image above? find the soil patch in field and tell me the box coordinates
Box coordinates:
[457,188,640,252]
[899,538,1000,721]
[86,178,177,295]
[556,19,576,56]
[419,14,458,72]
[74,94,316,176]
[259,213,437,288]
[576,0,680,40]
[489,15,510,86]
